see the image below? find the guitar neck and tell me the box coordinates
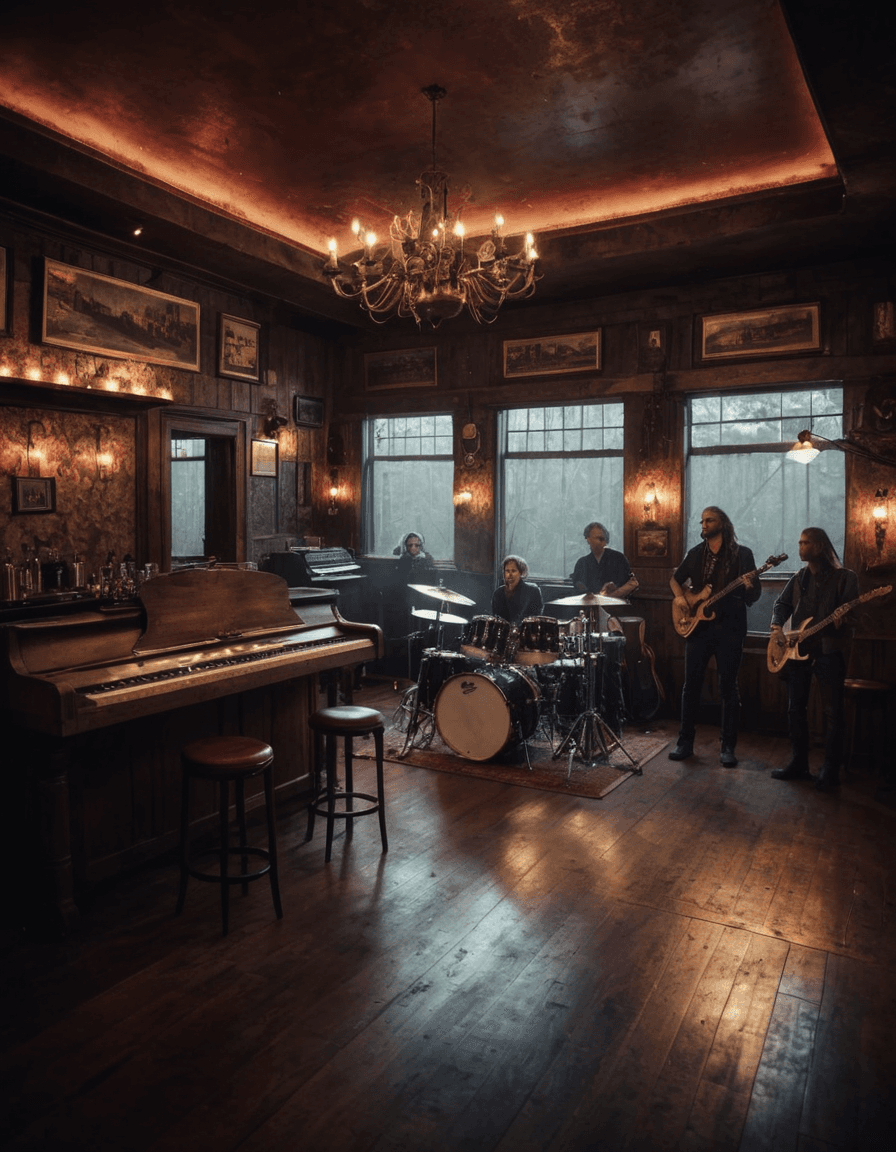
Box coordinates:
[791,586,891,645]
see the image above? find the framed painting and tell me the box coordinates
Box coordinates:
[636,527,669,559]
[503,331,601,378]
[13,476,56,514]
[218,314,261,381]
[698,303,821,363]
[293,395,325,427]
[250,439,278,478]
[365,347,437,390]
[42,259,200,370]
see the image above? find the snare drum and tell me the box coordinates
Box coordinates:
[417,649,480,711]
[515,616,562,666]
[461,615,511,662]
[434,665,540,761]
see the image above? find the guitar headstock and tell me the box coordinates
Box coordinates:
[765,554,788,567]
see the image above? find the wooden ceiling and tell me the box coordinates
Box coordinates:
[0,0,892,327]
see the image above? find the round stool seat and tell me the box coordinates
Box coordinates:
[844,678,890,695]
[309,706,385,736]
[181,735,274,777]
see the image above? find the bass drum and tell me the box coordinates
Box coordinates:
[417,649,482,711]
[434,665,540,761]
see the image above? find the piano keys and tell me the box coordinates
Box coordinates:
[0,567,382,933]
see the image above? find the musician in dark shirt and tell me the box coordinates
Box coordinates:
[769,527,858,792]
[572,522,638,598]
[491,555,543,626]
[669,507,760,767]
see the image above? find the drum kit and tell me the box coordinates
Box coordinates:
[396,585,639,775]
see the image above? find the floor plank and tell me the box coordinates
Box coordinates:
[2,680,894,1152]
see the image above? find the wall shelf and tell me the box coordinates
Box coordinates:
[0,377,172,415]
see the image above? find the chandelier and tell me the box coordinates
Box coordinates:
[323,85,540,328]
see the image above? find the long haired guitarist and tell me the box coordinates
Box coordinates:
[769,527,859,792]
[668,506,761,768]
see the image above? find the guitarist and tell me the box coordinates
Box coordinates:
[669,507,760,767]
[769,527,858,792]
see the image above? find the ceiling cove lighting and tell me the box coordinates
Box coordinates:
[323,85,539,328]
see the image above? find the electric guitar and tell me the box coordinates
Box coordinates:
[766,585,892,673]
[672,554,788,638]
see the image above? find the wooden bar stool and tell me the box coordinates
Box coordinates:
[176,735,283,935]
[306,705,388,863]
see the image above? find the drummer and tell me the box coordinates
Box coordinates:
[571,522,638,631]
[491,555,544,626]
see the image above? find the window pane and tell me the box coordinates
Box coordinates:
[686,387,845,595]
[365,415,455,559]
[171,460,205,556]
[501,402,625,580]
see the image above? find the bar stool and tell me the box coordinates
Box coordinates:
[306,705,388,863]
[843,678,892,778]
[176,735,283,935]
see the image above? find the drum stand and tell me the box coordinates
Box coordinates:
[552,647,639,778]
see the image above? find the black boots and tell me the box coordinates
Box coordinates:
[668,740,694,761]
[720,746,738,768]
[771,757,809,780]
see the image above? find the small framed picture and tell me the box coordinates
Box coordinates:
[218,314,261,381]
[636,527,668,559]
[638,322,670,372]
[250,439,278,477]
[294,395,325,427]
[13,475,56,514]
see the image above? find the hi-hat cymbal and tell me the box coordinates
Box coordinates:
[412,607,468,625]
[548,592,628,607]
[408,583,476,606]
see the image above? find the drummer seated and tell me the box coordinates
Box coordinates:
[491,556,543,626]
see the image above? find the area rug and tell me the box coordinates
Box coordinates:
[368,723,669,800]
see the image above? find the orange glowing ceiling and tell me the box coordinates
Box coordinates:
[0,0,835,263]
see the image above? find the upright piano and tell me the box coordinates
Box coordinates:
[0,567,382,933]
[263,547,365,619]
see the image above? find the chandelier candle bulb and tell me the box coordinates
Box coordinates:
[326,239,338,270]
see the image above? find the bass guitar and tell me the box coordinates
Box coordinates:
[672,553,788,638]
[766,584,891,673]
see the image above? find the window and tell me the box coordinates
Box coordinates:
[498,402,625,580]
[171,437,206,559]
[362,414,455,559]
[685,384,845,628]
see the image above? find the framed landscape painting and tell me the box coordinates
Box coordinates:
[365,347,437,390]
[503,331,601,378]
[42,259,200,370]
[699,303,821,363]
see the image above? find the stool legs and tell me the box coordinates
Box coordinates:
[305,722,388,863]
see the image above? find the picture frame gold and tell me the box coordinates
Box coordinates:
[13,475,56,514]
[364,347,437,390]
[250,439,278,477]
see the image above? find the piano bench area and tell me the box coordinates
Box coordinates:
[306,705,388,864]
[176,735,284,936]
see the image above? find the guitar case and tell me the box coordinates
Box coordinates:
[617,616,664,723]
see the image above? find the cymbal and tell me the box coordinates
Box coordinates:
[408,583,476,606]
[547,592,628,607]
[412,607,468,625]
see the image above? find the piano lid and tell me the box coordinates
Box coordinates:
[135,568,297,656]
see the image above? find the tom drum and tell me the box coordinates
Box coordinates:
[434,665,540,761]
[461,615,511,662]
[515,616,562,666]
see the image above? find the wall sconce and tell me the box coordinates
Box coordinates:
[873,487,889,553]
[327,469,339,516]
[453,490,473,506]
[263,400,288,438]
[642,481,659,524]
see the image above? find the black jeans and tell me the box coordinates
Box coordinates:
[678,620,746,748]
[785,651,846,765]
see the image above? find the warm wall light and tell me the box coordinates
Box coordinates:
[786,428,896,467]
[642,481,659,524]
[327,469,339,516]
[453,490,473,506]
[873,487,889,554]
[785,430,820,464]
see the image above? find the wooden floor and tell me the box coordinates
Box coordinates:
[2,680,895,1151]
